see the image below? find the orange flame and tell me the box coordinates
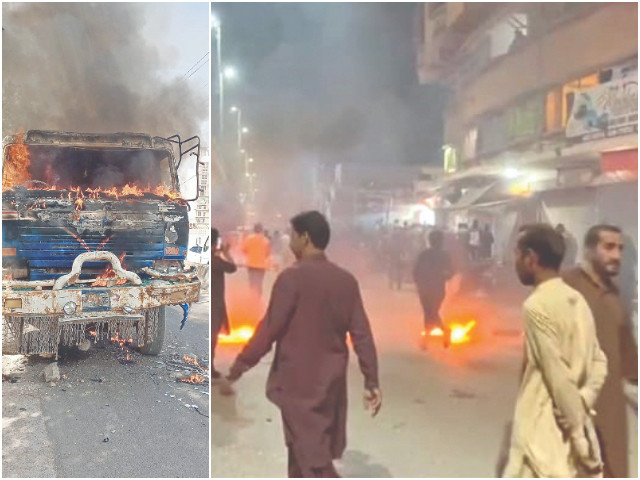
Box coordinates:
[427,320,477,345]
[3,133,31,190]
[181,373,205,384]
[218,326,255,345]
[183,354,208,370]
[91,252,127,287]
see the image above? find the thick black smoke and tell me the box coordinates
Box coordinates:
[2,3,207,140]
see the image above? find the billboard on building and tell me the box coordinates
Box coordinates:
[566,74,638,142]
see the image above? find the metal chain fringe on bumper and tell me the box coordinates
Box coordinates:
[2,308,159,355]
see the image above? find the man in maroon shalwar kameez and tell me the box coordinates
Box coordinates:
[226,211,382,478]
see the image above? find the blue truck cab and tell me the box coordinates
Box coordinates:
[2,130,202,356]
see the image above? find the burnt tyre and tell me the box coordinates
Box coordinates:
[138,306,166,355]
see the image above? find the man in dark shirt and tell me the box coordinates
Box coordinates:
[225,211,381,478]
[413,229,454,347]
[211,228,237,379]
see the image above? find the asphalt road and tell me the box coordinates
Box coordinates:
[212,271,638,478]
[2,296,210,478]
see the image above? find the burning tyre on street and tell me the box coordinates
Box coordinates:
[2,130,203,357]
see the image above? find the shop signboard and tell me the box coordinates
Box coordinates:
[566,74,638,142]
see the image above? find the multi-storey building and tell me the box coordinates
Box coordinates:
[416,3,637,259]
[189,146,210,247]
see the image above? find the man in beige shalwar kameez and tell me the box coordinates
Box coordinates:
[504,224,607,478]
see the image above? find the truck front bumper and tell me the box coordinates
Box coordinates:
[2,278,201,317]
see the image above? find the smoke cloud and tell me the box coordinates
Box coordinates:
[2,3,208,141]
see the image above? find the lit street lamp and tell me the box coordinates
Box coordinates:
[211,14,224,140]
[223,66,237,80]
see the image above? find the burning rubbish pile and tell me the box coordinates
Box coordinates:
[422,319,478,347]
[166,354,209,386]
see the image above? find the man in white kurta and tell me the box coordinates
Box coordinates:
[505,225,607,478]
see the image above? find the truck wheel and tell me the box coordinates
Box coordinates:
[138,306,166,355]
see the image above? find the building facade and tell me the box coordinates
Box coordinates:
[416,2,637,252]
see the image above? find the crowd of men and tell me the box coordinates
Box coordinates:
[212,211,636,478]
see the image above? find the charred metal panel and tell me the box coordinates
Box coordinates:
[4,188,189,281]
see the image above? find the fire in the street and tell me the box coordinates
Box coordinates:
[426,320,477,345]
[218,326,255,345]
[181,373,206,384]
[91,252,128,287]
[183,354,208,370]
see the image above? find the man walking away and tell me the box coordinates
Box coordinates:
[211,228,237,379]
[562,225,637,478]
[241,223,271,299]
[413,230,454,348]
[225,211,381,478]
[504,224,607,478]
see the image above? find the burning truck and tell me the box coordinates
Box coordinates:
[2,130,202,357]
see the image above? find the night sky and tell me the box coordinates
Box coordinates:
[213,3,445,170]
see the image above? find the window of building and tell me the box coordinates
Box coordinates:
[489,13,528,60]
[545,87,563,133]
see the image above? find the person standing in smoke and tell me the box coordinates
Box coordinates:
[210,228,237,379]
[480,224,494,259]
[224,211,381,478]
[241,223,271,299]
[413,230,454,348]
[504,224,606,478]
[562,225,637,478]
[469,219,481,261]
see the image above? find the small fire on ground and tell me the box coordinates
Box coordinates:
[180,373,206,384]
[183,354,208,370]
[218,326,255,345]
[423,320,477,345]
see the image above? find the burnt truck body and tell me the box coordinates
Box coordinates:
[2,130,202,356]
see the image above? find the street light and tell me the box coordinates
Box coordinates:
[212,13,224,140]
[242,127,249,134]
[248,157,254,163]
[223,66,237,80]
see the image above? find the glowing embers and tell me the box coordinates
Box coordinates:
[217,326,255,345]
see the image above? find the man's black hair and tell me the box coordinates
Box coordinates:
[584,224,622,249]
[290,211,330,250]
[211,228,219,244]
[517,224,566,270]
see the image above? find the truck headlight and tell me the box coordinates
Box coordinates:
[63,301,77,315]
